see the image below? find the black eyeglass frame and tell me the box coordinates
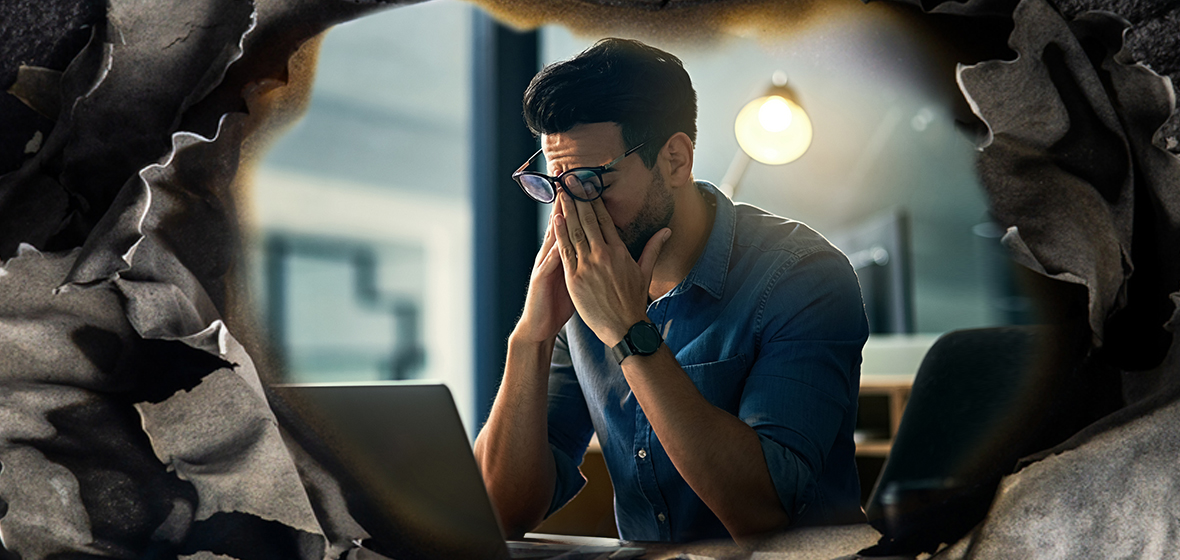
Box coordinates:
[512,142,647,203]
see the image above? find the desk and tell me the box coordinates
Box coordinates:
[525,523,883,559]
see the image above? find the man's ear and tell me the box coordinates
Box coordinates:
[659,132,694,188]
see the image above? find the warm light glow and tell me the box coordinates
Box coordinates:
[757,96,792,132]
[735,94,813,165]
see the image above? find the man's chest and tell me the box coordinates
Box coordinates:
[565,298,760,422]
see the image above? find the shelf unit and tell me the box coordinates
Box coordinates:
[856,374,915,457]
[854,334,936,504]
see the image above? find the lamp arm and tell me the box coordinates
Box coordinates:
[719,149,752,199]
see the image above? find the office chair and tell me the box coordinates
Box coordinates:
[859,325,1119,555]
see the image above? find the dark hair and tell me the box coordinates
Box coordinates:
[522,38,697,169]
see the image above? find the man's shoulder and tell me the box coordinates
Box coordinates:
[730,203,844,266]
[727,204,869,342]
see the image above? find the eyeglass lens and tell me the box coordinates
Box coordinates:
[518,174,555,203]
[562,170,602,199]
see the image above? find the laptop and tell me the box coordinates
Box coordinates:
[268,381,644,559]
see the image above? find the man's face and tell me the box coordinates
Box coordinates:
[541,122,674,261]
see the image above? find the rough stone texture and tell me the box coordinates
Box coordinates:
[0,0,407,557]
[0,0,104,177]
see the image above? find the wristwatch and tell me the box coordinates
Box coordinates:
[610,321,663,365]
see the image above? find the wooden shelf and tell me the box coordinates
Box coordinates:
[856,378,912,459]
[855,440,893,457]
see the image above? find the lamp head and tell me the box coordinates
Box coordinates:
[734,81,813,165]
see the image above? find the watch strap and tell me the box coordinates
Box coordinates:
[610,321,662,365]
[609,337,635,365]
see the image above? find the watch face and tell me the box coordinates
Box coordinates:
[629,322,662,354]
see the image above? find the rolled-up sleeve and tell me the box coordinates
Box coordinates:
[738,250,868,519]
[545,326,595,517]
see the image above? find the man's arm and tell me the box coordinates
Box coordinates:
[738,251,867,526]
[622,251,867,538]
[619,345,793,538]
[473,211,576,538]
[473,335,558,537]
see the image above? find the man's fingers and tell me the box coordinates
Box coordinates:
[553,213,578,272]
[537,241,563,277]
[590,197,622,246]
[559,192,593,256]
[534,216,557,268]
[637,228,673,281]
[572,193,606,252]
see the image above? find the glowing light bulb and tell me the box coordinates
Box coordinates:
[735,94,813,165]
[758,96,792,132]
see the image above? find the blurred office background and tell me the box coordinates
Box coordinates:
[248,0,1022,438]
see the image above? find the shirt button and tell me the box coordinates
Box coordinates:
[657,513,666,523]
[637,449,647,459]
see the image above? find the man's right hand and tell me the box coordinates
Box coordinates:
[513,210,575,345]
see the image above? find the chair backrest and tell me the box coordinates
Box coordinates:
[862,326,1044,555]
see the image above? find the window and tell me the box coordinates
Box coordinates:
[250,1,477,430]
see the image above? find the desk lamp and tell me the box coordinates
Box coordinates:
[720,71,813,198]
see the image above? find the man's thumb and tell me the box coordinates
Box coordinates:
[638,228,672,278]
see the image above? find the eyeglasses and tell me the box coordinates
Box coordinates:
[512,142,646,203]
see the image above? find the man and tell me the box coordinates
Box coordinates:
[473,38,869,543]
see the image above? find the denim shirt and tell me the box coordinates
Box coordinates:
[544,181,869,542]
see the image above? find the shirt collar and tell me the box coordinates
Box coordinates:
[672,180,734,300]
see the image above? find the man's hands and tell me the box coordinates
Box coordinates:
[514,182,671,349]
[552,191,671,347]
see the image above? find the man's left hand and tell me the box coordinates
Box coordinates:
[552,191,671,347]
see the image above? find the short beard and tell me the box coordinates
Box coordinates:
[618,169,675,262]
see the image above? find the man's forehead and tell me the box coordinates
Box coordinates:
[540,122,626,162]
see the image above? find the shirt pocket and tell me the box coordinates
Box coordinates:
[680,354,749,415]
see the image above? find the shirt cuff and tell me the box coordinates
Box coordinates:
[757,433,819,523]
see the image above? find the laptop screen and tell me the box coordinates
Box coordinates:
[269,382,510,559]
